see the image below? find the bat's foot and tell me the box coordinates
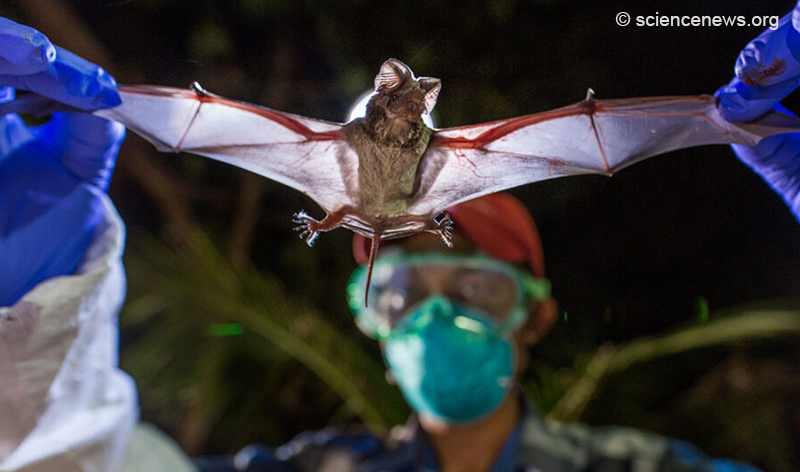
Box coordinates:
[433,213,453,248]
[293,210,321,247]
[293,210,346,247]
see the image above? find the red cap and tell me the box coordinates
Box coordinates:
[353,192,545,277]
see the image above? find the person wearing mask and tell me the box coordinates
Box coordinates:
[3,2,800,469]
[222,192,759,472]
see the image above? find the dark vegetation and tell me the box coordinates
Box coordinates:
[2,0,799,469]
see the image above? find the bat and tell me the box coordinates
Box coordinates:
[93,58,800,300]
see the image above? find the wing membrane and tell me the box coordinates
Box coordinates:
[95,84,359,213]
[409,95,800,215]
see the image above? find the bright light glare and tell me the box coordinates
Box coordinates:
[347,90,437,128]
[453,316,485,334]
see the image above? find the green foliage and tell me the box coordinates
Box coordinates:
[121,231,407,451]
[543,309,800,422]
[521,307,800,470]
[122,229,800,469]
[7,0,794,465]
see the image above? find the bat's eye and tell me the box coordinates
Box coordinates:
[390,94,398,102]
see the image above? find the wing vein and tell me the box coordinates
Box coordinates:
[176,99,203,151]
[588,111,610,173]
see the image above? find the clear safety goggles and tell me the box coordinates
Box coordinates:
[347,254,551,340]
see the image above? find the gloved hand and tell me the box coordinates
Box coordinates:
[0,17,124,306]
[716,1,800,221]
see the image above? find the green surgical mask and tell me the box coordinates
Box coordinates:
[382,295,516,423]
[347,254,551,423]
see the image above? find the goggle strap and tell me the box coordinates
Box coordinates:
[523,276,551,301]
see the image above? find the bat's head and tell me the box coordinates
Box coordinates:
[370,59,441,124]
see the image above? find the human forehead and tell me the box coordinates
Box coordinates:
[389,231,530,276]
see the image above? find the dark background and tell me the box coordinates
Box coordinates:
[2,0,799,470]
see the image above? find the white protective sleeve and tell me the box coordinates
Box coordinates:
[0,194,197,472]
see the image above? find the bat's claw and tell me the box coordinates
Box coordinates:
[434,213,454,248]
[293,210,320,247]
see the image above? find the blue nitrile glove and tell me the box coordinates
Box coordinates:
[0,17,124,307]
[716,1,800,221]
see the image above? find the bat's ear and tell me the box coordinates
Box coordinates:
[418,77,441,114]
[375,59,411,92]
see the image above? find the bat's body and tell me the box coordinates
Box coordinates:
[346,109,431,219]
[327,60,443,253]
[93,59,800,298]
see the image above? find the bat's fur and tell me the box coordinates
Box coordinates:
[99,60,800,304]
[346,80,433,219]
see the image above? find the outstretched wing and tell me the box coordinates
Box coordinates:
[408,94,800,216]
[94,83,359,214]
